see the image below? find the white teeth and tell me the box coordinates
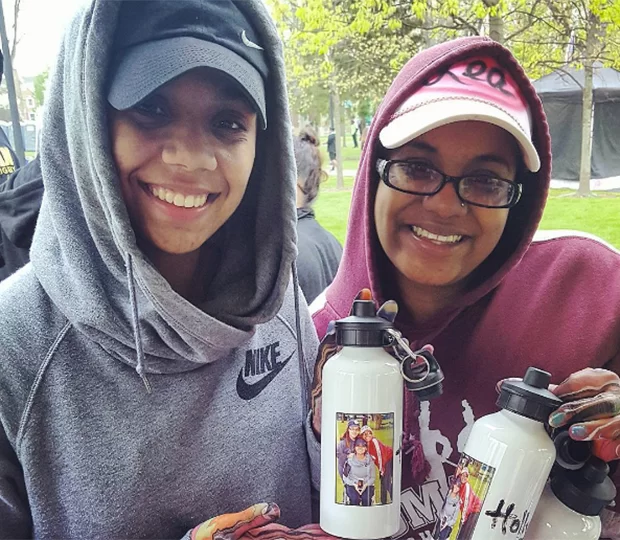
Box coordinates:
[411,226,462,244]
[149,185,211,209]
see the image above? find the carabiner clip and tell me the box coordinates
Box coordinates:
[385,328,431,384]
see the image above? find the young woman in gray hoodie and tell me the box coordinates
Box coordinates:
[0,1,332,538]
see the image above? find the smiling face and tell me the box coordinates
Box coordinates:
[374,121,519,302]
[355,443,367,456]
[348,425,361,440]
[109,67,257,257]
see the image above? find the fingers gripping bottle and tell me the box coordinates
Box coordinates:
[433,367,562,540]
[525,455,616,539]
[320,300,403,539]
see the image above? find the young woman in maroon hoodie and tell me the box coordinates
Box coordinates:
[311,36,620,538]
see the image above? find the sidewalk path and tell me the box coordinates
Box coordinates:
[325,169,358,177]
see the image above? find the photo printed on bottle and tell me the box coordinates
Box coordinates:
[335,412,395,506]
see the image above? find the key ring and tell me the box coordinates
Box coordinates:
[385,328,431,384]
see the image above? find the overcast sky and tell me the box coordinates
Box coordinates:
[3,0,90,78]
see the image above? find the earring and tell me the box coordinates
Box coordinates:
[461,202,466,208]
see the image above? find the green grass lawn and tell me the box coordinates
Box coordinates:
[539,190,620,247]
[314,181,353,244]
[314,187,620,248]
[319,135,362,172]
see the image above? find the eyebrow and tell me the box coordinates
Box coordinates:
[405,141,436,153]
[404,141,514,169]
[219,83,249,103]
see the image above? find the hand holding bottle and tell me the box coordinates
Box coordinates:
[548,367,620,462]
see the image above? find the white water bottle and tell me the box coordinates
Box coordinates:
[320,300,403,539]
[433,367,562,540]
[525,456,616,539]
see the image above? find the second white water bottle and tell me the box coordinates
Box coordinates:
[433,367,562,540]
[320,299,403,539]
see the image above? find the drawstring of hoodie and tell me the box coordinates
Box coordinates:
[403,390,430,486]
[126,253,152,393]
[292,261,311,417]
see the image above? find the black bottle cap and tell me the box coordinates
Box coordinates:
[496,367,562,422]
[550,456,617,516]
[335,300,392,347]
[553,429,592,470]
[402,349,444,400]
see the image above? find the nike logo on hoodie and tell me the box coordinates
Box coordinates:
[236,341,293,400]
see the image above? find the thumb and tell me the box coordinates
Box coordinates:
[377,300,399,324]
[592,439,620,462]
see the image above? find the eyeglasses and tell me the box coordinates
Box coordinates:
[376,159,522,209]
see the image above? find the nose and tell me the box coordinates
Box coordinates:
[161,126,217,172]
[421,181,467,217]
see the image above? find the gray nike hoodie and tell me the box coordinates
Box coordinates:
[0,1,320,538]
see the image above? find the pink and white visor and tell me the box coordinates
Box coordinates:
[379,57,540,172]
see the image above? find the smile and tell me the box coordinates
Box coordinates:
[147,185,219,209]
[410,225,463,245]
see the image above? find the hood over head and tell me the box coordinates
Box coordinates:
[324,37,551,338]
[30,0,298,376]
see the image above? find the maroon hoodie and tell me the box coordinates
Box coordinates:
[311,37,620,538]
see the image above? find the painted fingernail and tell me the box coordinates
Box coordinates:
[549,412,565,427]
[615,444,620,459]
[570,425,588,440]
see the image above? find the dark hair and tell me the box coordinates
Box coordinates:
[294,127,327,208]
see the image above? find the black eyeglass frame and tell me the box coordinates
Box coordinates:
[376,158,523,209]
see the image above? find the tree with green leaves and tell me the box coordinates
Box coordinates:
[33,70,48,107]
[269,0,424,188]
[272,0,620,192]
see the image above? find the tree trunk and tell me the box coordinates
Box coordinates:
[422,9,434,49]
[488,14,504,43]
[0,1,25,164]
[578,60,594,195]
[331,86,344,190]
[483,0,504,43]
[578,16,598,196]
[290,110,300,133]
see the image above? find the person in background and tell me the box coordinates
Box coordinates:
[326,126,336,171]
[351,119,358,148]
[310,36,620,539]
[294,127,342,303]
[0,156,42,282]
[0,1,339,538]
[359,121,369,149]
[0,50,20,185]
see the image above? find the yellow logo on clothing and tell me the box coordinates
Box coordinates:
[0,147,16,176]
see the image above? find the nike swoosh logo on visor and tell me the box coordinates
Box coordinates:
[241,30,264,50]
